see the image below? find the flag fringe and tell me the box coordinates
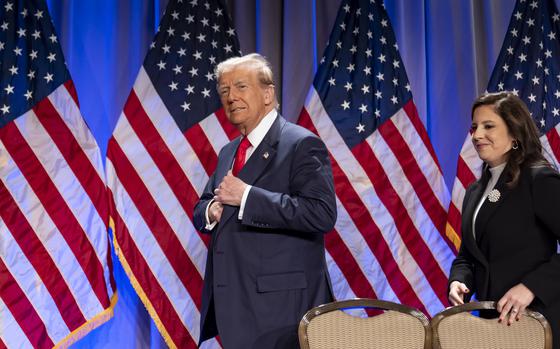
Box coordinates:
[445,222,461,252]
[111,218,179,349]
[53,292,118,349]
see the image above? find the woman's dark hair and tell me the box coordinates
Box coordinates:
[472,92,551,187]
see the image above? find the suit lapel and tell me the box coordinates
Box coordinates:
[220,138,240,179]
[218,116,284,227]
[237,116,283,185]
[475,170,512,244]
[461,175,489,266]
[214,138,241,230]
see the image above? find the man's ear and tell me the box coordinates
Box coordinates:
[263,85,274,106]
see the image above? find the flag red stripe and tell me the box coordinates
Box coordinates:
[0,258,55,349]
[298,109,428,314]
[325,230,378,299]
[214,108,240,141]
[403,101,443,171]
[0,180,87,330]
[0,123,110,308]
[109,197,197,348]
[447,203,462,239]
[546,129,560,163]
[107,138,203,306]
[378,119,456,253]
[0,336,7,349]
[33,97,109,228]
[106,238,116,292]
[123,91,210,249]
[351,141,449,306]
[184,123,218,176]
[456,156,477,189]
[63,80,80,108]
[379,119,447,231]
[123,91,201,222]
[331,154,429,314]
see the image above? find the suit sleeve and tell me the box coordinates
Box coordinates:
[447,187,475,301]
[448,242,475,301]
[193,166,220,234]
[241,135,337,234]
[522,170,560,306]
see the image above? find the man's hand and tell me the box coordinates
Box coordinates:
[497,283,535,325]
[214,170,247,206]
[448,281,470,306]
[208,201,223,223]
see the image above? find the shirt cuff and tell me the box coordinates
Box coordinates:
[238,185,252,220]
[205,199,218,231]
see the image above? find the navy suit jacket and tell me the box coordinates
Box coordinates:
[193,116,336,349]
[449,165,560,348]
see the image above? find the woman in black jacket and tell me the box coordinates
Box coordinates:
[448,92,560,348]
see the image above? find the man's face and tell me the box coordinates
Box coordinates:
[218,66,272,134]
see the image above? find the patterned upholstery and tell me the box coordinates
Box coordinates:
[431,301,553,349]
[298,299,430,349]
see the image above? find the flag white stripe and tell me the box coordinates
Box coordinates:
[199,112,231,156]
[325,252,369,318]
[113,117,207,276]
[106,159,202,339]
[325,250,356,300]
[0,140,103,319]
[132,68,209,195]
[0,296,34,349]
[14,112,109,278]
[367,128,453,275]
[199,338,222,349]
[306,88,445,314]
[450,178,467,212]
[391,110,450,208]
[47,84,106,182]
[334,197,399,301]
[0,225,68,342]
[460,137,483,176]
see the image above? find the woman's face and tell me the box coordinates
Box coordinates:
[471,105,514,167]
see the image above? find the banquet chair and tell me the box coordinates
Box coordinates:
[298,298,430,349]
[431,301,552,349]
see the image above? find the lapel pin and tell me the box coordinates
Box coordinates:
[487,189,501,203]
[263,152,269,159]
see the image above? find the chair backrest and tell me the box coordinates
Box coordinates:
[431,301,553,349]
[298,298,430,349]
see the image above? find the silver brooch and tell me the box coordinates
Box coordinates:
[263,152,269,159]
[488,189,501,203]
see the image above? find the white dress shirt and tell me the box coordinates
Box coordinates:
[205,109,278,229]
[472,162,506,238]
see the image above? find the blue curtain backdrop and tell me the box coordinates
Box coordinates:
[40,0,535,347]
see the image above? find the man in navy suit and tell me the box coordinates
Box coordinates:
[193,53,336,348]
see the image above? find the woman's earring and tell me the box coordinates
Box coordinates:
[512,140,519,150]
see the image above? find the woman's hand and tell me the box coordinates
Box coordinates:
[497,283,535,325]
[449,281,470,306]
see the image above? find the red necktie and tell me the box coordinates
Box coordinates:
[232,137,251,176]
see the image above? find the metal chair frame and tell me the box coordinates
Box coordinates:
[298,298,431,349]
[431,301,553,349]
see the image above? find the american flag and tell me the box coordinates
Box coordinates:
[447,0,560,247]
[0,0,115,348]
[297,0,455,316]
[105,0,239,347]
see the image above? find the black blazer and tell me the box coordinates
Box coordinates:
[449,165,560,348]
[193,116,336,349]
